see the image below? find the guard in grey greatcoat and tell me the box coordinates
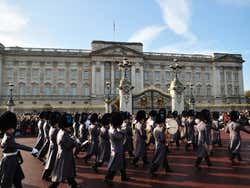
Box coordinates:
[212,112,222,147]
[225,111,250,164]
[133,110,148,167]
[150,113,172,177]
[78,113,89,144]
[0,111,38,188]
[92,113,111,173]
[83,113,100,163]
[49,113,80,188]
[72,113,80,157]
[37,111,51,162]
[34,111,46,151]
[104,112,130,186]
[121,111,134,158]
[42,112,61,181]
[194,110,212,169]
[185,110,196,151]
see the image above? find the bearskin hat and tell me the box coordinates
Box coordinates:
[58,113,73,129]
[44,111,51,120]
[149,110,157,117]
[200,109,211,122]
[101,113,112,126]
[159,108,166,116]
[212,111,220,120]
[73,112,80,122]
[80,112,88,124]
[111,112,123,128]
[182,110,188,117]
[172,111,178,118]
[0,111,17,132]
[187,110,195,117]
[50,111,61,126]
[122,111,131,120]
[195,111,202,120]
[230,110,239,122]
[39,111,46,119]
[136,110,146,122]
[155,113,165,124]
[90,113,99,124]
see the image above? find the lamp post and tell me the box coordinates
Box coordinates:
[105,81,111,113]
[7,83,15,112]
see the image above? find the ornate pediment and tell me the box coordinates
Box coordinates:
[91,45,143,57]
[214,53,244,63]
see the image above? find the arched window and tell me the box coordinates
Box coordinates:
[44,83,52,96]
[58,83,65,95]
[228,84,232,95]
[19,83,25,96]
[70,83,77,96]
[207,85,212,96]
[83,84,90,96]
[31,83,39,95]
[196,85,202,96]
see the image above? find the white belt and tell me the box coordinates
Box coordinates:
[3,151,18,157]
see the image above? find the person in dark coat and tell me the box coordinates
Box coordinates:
[37,111,51,163]
[121,111,134,158]
[34,111,46,151]
[146,110,157,146]
[150,113,172,177]
[72,113,80,157]
[49,113,80,188]
[42,111,61,181]
[194,110,212,169]
[83,113,100,163]
[78,113,89,143]
[104,112,130,186]
[92,113,111,173]
[212,111,222,147]
[0,111,38,188]
[133,110,148,167]
[185,110,196,151]
[225,111,250,164]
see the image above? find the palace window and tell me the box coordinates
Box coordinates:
[186,72,191,81]
[195,72,201,80]
[44,83,52,95]
[226,72,232,81]
[234,86,239,96]
[70,83,77,96]
[227,84,232,95]
[83,70,89,80]
[205,73,210,81]
[45,69,52,80]
[58,83,65,95]
[220,71,224,81]
[144,71,149,81]
[196,85,202,96]
[234,72,239,81]
[83,84,90,96]
[115,70,121,80]
[31,84,39,95]
[154,71,160,81]
[7,68,14,81]
[221,86,225,95]
[58,69,65,80]
[206,85,212,96]
[70,69,78,80]
[19,83,25,95]
[19,68,26,80]
[32,69,39,81]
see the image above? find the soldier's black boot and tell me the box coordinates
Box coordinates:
[195,157,202,170]
[143,156,149,165]
[205,157,212,166]
[149,164,158,178]
[104,171,115,186]
[237,153,242,161]
[133,157,139,168]
[120,170,130,181]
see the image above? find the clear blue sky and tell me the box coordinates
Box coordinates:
[1,0,249,90]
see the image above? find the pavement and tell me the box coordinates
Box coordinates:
[3,131,250,188]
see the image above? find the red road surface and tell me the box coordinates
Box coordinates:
[12,132,250,188]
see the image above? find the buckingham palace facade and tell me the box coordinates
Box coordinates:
[0,40,247,112]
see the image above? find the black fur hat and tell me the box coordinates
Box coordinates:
[212,111,220,120]
[122,111,131,120]
[195,111,202,120]
[159,108,166,116]
[149,110,157,117]
[230,110,239,122]
[90,113,98,124]
[73,112,80,122]
[136,110,146,122]
[0,111,17,132]
[200,109,211,122]
[187,110,195,117]
[111,112,123,128]
[58,113,73,129]
[44,111,51,120]
[50,111,61,126]
[182,110,188,117]
[80,112,88,124]
[172,111,178,118]
[155,113,165,124]
[101,113,112,126]
[39,111,46,119]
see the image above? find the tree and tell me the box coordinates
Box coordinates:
[245,90,250,98]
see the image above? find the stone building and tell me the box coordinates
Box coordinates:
[0,40,247,113]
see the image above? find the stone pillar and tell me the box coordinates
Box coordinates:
[170,84,185,114]
[0,53,2,96]
[111,62,115,94]
[119,79,133,113]
[91,62,96,96]
[104,101,112,113]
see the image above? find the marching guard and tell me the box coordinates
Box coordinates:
[194,110,212,169]
[0,111,38,188]
[225,111,250,164]
[49,113,80,188]
[185,110,197,151]
[150,113,172,177]
[34,111,46,152]
[42,111,61,181]
[104,112,130,186]
[212,111,222,147]
[133,110,149,167]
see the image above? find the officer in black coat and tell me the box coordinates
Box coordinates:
[0,111,38,188]
[34,111,46,151]
[185,110,196,151]
[49,113,80,188]
[42,111,61,181]
[104,112,130,186]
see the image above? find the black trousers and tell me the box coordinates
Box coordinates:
[49,178,77,188]
[150,156,170,173]
[0,178,23,188]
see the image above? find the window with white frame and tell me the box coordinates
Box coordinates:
[58,83,65,95]
[45,69,52,80]
[83,70,89,80]
[70,69,78,80]
[154,71,160,81]
[31,84,39,95]
[44,83,52,95]
[70,83,77,96]
[19,68,26,80]
[19,83,25,95]
[58,69,65,80]
[83,84,90,96]
[32,69,39,81]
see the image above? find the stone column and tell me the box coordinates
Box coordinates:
[119,80,133,113]
[111,62,115,94]
[0,54,2,96]
[169,79,185,114]
[91,62,96,96]
[100,63,105,94]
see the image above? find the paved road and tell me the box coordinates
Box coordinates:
[5,132,250,188]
